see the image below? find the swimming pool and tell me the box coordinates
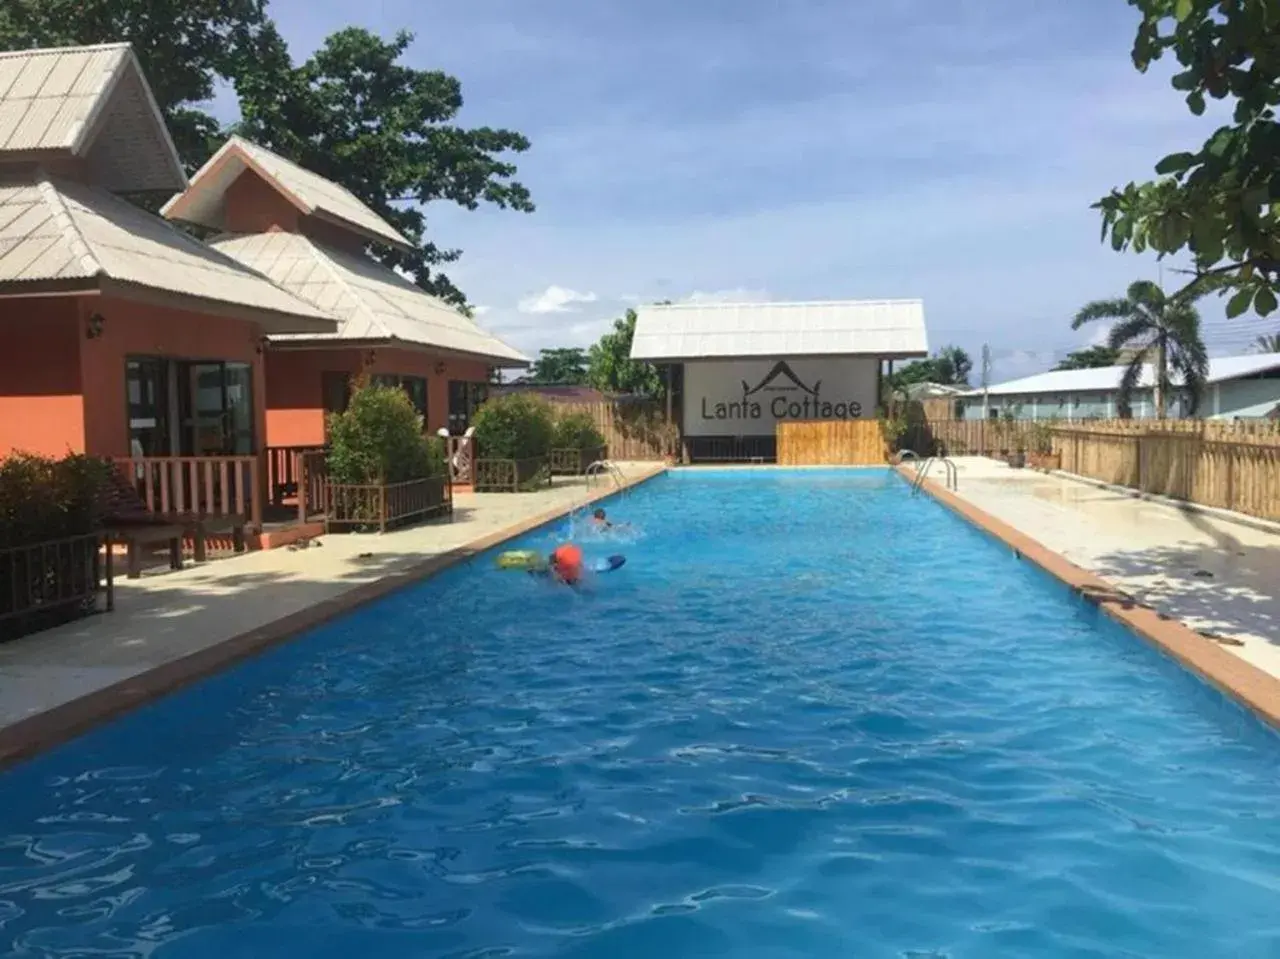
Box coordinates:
[0,468,1277,958]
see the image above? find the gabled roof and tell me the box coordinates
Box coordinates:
[206,231,529,365]
[630,299,928,361]
[0,169,335,333]
[0,43,185,193]
[964,352,1280,397]
[162,136,412,251]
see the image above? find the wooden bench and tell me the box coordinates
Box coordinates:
[100,464,248,578]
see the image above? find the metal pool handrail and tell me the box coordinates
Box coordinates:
[585,460,628,494]
[912,456,958,494]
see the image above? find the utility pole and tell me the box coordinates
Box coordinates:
[981,343,991,453]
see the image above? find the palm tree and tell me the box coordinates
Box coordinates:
[1253,333,1280,354]
[1071,280,1210,419]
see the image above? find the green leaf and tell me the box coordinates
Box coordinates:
[1155,151,1197,174]
[1226,286,1255,317]
[1174,0,1194,21]
[1255,286,1278,316]
[1187,90,1206,115]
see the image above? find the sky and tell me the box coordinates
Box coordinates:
[214,0,1277,382]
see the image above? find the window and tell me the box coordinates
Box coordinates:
[126,358,255,456]
[126,358,172,456]
[178,361,255,455]
[372,373,428,421]
[322,371,352,415]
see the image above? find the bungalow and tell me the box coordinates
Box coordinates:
[957,353,1280,421]
[161,136,529,457]
[0,43,334,502]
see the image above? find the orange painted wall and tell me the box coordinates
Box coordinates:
[264,347,489,446]
[223,170,301,234]
[222,170,368,253]
[0,298,86,458]
[79,296,267,457]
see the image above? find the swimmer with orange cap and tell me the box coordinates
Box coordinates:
[547,543,585,586]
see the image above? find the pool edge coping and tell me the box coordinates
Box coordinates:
[899,465,1280,730]
[0,465,668,771]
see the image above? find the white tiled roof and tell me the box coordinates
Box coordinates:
[965,353,1280,397]
[208,231,529,364]
[0,43,185,193]
[0,170,335,332]
[162,136,412,251]
[630,299,928,361]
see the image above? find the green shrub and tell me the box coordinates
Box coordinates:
[0,453,109,548]
[326,381,443,485]
[472,393,555,461]
[552,411,606,450]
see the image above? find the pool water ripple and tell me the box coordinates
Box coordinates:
[0,470,1277,957]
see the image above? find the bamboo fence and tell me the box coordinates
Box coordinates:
[1050,422,1280,522]
[540,398,676,460]
[776,420,886,465]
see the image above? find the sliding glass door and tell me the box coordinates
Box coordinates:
[125,357,256,456]
[448,380,488,434]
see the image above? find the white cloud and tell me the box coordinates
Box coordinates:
[471,304,492,317]
[517,285,598,314]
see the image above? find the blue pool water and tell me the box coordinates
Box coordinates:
[1,469,1278,958]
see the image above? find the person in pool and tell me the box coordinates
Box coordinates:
[546,543,585,585]
[590,508,630,530]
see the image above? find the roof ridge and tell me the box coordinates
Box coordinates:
[0,42,130,60]
[649,298,924,310]
[228,135,371,208]
[33,170,102,277]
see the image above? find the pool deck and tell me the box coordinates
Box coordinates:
[0,463,665,763]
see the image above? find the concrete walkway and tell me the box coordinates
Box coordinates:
[938,457,1280,678]
[0,464,663,730]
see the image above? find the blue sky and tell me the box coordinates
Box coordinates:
[219,0,1275,381]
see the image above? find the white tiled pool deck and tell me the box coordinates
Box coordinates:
[937,457,1280,678]
[0,465,664,730]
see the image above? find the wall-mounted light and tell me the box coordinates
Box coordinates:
[364,349,378,369]
[85,312,105,339]
[434,361,446,375]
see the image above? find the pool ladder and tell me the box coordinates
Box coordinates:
[911,456,958,494]
[585,459,627,493]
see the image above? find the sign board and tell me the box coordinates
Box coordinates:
[683,358,878,437]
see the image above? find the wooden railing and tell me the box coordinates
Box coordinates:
[473,456,552,492]
[549,446,607,475]
[112,455,262,529]
[266,445,325,506]
[446,436,475,485]
[683,436,776,463]
[296,449,328,522]
[325,475,452,532]
[0,532,111,641]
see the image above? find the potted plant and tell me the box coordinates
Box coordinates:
[0,452,112,640]
[550,411,607,475]
[1026,421,1060,471]
[325,381,450,531]
[878,414,909,460]
[999,406,1025,467]
[471,394,556,491]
